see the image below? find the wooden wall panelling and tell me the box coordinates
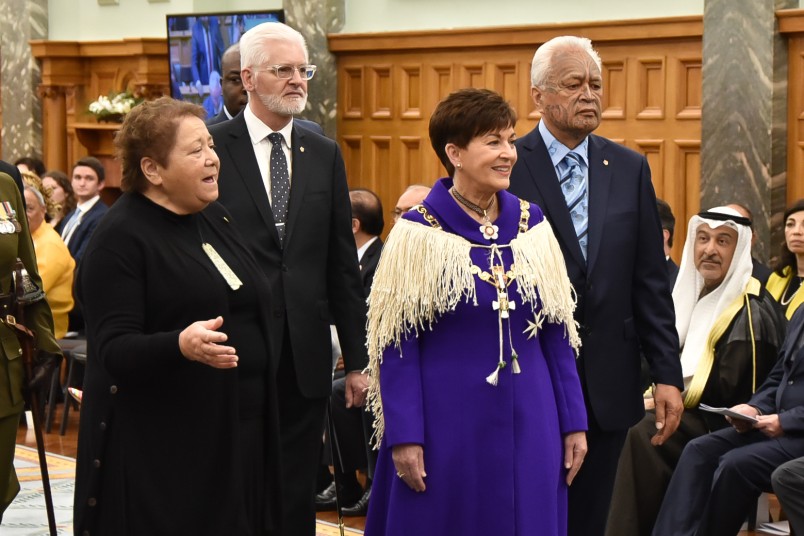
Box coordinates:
[331,20,704,247]
[31,38,169,202]
[779,11,804,204]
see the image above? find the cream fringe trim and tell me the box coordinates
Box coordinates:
[366,217,579,445]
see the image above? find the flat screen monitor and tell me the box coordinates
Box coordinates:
[166,10,285,104]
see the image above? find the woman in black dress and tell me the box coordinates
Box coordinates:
[74,97,280,535]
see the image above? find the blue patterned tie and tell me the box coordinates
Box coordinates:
[268,132,290,244]
[558,152,588,259]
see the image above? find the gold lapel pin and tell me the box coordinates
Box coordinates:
[603,159,609,166]
[300,146,305,153]
[223,216,230,223]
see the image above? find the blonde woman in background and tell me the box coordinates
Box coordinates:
[21,172,74,339]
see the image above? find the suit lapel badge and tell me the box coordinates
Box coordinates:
[603,159,609,166]
[300,146,305,153]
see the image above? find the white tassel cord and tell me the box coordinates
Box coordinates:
[365,219,477,444]
[510,220,581,353]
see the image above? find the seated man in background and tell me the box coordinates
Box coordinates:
[654,305,804,536]
[59,156,108,335]
[203,70,223,120]
[22,179,74,340]
[657,198,678,287]
[606,206,786,536]
[392,184,431,223]
[318,188,384,516]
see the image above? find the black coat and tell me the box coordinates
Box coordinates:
[74,194,278,535]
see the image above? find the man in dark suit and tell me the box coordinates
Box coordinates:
[508,36,684,536]
[190,16,225,96]
[59,156,108,335]
[209,22,368,536]
[59,156,108,264]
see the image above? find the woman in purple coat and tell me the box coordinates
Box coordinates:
[364,88,588,535]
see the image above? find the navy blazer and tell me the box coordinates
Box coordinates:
[60,200,109,264]
[750,307,804,433]
[209,113,367,398]
[509,127,682,431]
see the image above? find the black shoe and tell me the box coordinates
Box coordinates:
[341,487,370,517]
[315,481,362,512]
[315,482,337,512]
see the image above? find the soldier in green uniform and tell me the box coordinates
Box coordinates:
[0,169,60,520]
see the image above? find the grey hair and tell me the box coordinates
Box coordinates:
[208,70,221,89]
[530,36,603,88]
[239,22,309,70]
[24,185,45,208]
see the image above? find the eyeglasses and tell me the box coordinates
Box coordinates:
[258,64,317,81]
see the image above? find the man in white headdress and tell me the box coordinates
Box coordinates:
[606,206,787,536]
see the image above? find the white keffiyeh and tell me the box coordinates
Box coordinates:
[672,206,753,388]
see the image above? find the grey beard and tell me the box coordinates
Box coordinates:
[257,92,307,116]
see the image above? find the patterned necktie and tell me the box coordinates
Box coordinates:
[268,132,290,244]
[558,152,589,260]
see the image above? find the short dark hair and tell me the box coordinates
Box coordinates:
[656,198,675,247]
[114,97,206,193]
[350,188,384,236]
[429,88,517,177]
[73,156,106,183]
[774,199,804,276]
[14,156,46,177]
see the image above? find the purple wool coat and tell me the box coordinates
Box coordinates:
[364,179,587,536]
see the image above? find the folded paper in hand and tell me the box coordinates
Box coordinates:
[699,403,758,422]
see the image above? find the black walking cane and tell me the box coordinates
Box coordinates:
[325,399,347,536]
[12,259,58,536]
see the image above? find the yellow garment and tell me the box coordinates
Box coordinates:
[766,266,804,319]
[31,222,75,339]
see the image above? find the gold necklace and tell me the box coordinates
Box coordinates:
[450,187,499,241]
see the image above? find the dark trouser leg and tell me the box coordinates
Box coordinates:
[652,428,757,536]
[698,433,804,536]
[773,457,804,536]
[0,411,21,521]
[606,410,709,536]
[277,352,327,536]
[329,376,365,501]
[568,416,627,536]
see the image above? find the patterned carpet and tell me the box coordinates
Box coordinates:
[3,445,363,535]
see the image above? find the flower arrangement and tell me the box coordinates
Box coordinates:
[88,91,142,122]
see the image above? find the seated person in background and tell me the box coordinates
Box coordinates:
[59,156,108,264]
[205,44,247,126]
[60,156,109,335]
[767,199,804,319]
[606,206,787,536]
[657,198,678,287]
[41,170,76,229]
[653,305,804,536]
[22,181,74,340]
[317,188,385,517]
[392,184,431,223]
[727,202,773,286]
[772,455,804,536]
[203,70,223,120]
[14,156,45,178]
